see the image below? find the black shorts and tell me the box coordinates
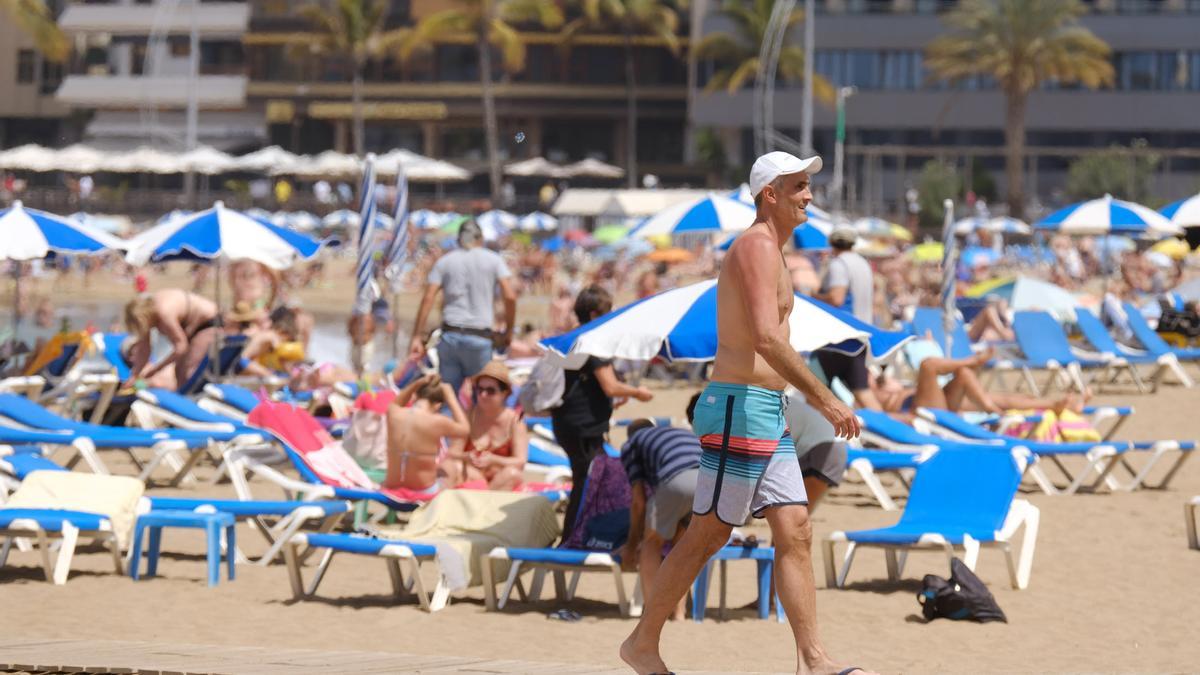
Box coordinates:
[815,349,869,392]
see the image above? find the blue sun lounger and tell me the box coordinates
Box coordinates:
[823,446,1040,590]
[860,408,1129,495]
[911,307,1031,389]
[845,447,933,511]
[198,383,262,421]
[0,393,217,485]
[481,546,636,617]
[1074,308,1191,391]
[282,532,450,611]
[1012,311,1108,394]
[148,497,351,565]
[0,472,147,584]
[1122,302,1200,364]
[916,407,1194,492]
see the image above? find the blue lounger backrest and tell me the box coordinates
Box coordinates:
[44,343,80,378]
[1012,311,1074,365]
[897,447,1023,537]
[207,383,261,414]
[143,388,237,426]
[1074,309,1121,354]
[0,392,79,429]
[1121,302,1172,355]
[100,333,132,382]
[919,408,1003,443]
[911,307,974,360]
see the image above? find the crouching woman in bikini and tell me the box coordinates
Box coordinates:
[123,288,220,390]
[383,374,470,497]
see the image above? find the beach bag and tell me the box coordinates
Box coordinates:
[342,390,396,471]
[517,355,567,415]
[918,558,1007,624]
[562,455,631,551]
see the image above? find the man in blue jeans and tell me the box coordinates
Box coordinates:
[409,220,517,394]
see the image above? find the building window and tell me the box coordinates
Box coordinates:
[40,61,63,95]
[16,49,36,84]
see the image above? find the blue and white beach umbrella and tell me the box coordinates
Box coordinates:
[1037,194,1181,236]
[717,214,830,252]
[518,211,559,232]
[0,200,124,260]
[124,201,325,269]
[954,216,1031,236]
[354,154,380,314]
[477,209,518,234]
[540,278,911,369]
[1160,194,1200,228]
[322,208,392,230]
[939,199,960,356]
[409,209,446,230]
[629,194,755,238]
[382,163,411,291]
[156,209,194,227]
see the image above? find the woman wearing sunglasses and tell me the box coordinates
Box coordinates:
[447,360,528,490]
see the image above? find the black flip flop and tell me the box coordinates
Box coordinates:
[837,668,864,675]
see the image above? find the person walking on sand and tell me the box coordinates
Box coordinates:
[620,152,875,675]
[409,219,517,395]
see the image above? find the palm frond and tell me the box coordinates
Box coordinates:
[5,0,68,61]
[489,17,527,72]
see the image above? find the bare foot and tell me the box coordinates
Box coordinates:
[620,633,669,675]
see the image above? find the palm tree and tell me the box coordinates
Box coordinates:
[692,0,833,102]
[3,0,69,62]
[562,0,686,188]
[925,0,1113,219]
[403,0,563,202]
[297,0,409,156]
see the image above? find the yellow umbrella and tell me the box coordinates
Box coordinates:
[647,234,672,250]
[889,223,914,242]
[909,241,944,263]
[1151,237,1191,260]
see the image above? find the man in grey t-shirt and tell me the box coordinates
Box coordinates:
[410,220,517,393]
[813,226,883,410]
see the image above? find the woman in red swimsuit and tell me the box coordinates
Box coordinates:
[447,361,527,490]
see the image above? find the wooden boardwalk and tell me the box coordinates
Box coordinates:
[0,638,761,674]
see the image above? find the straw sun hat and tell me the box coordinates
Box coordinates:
[472,360,512,390]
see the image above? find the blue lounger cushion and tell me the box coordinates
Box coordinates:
[858,409,1005,450]
[502,547,619,565]
[148,497,350,518]
[0,426,75,445]
[527,444,569,468]
[2,453,67,479]
[0,394,213,449]
[847,449,925,471]
[303,532,437,557]
[205,384,262,413]
[0,508,108,531]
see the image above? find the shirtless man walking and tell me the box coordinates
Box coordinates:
[620,152,873,675]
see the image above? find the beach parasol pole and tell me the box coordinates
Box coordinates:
[383,163,412,361]
[939,198,959,356]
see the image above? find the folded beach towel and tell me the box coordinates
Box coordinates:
[4,471,144,548]
[379,490,559,590]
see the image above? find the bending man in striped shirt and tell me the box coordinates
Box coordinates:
[617,394,704,621]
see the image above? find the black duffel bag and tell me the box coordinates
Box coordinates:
[917,557,1007,623]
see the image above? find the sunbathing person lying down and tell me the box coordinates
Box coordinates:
[384,373,470,496]
[871,347,1089,420]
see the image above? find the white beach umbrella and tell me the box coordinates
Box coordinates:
[561,158,624,179]
[100,146,182,174]
[477,209,519,232]
[234,146,304,173]
[506,157,564,177]
[1160,194,1200,229]
[50,145,106,174]
[0,144,58,172]
[177,146,236,175]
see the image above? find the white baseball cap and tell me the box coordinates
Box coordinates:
[749,151,823,198]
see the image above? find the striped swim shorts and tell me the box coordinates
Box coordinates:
[691,382,807,526]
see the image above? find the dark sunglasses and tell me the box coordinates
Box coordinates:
[477,386,504,395]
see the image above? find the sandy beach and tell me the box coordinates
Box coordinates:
[2,377,1199,673]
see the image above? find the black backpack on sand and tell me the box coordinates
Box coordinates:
[917,557,1007,623]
